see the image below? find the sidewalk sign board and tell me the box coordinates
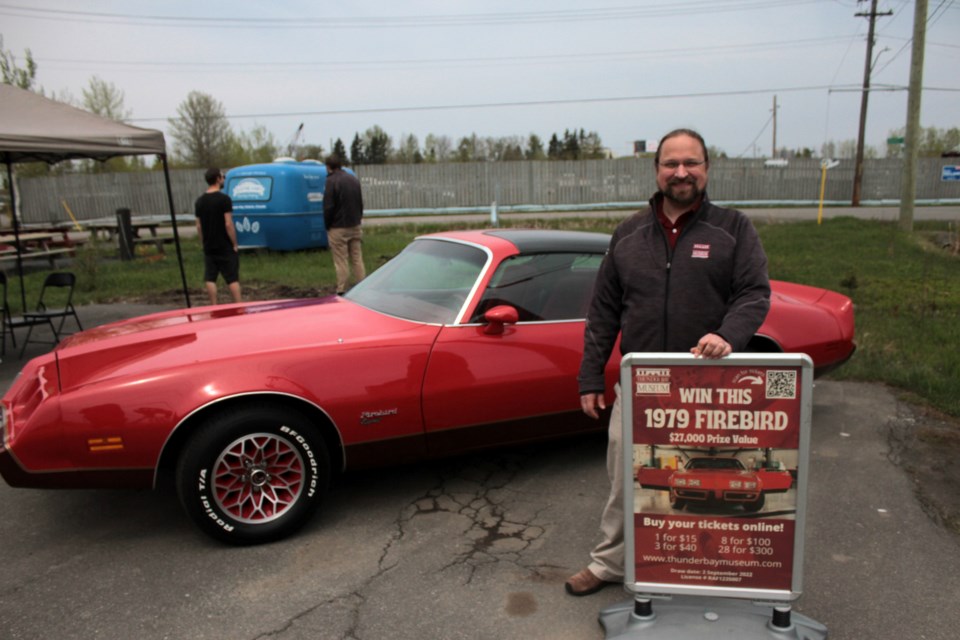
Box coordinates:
[600,353,826,639]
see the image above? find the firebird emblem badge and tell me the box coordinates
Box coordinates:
[360,408,399,425]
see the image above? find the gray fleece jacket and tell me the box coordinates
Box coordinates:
[578,193,771,394]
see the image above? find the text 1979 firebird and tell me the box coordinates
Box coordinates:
[0,229,855,544]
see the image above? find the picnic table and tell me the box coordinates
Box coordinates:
[84,215,193,254]
[0,229,84,267]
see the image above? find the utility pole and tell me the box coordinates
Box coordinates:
[899,0,928,232]
[852,0,893,206]
[771,95,779,158]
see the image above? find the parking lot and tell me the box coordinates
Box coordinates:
[1,304,959,639]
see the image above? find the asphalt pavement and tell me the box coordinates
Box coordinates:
[1,303,959,639]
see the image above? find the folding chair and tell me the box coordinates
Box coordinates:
[11,272,83,358]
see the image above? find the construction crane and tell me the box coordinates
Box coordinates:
[284,122,305,159]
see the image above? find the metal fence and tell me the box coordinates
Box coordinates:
[13,157,960,225]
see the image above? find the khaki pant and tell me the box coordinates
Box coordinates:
[328,226,365,294]
[588,384,625,582]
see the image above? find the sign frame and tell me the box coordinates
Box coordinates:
[621,352,813,602]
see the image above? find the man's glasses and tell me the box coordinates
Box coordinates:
[657,160,706,170]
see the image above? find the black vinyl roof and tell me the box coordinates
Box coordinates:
[483,229,611,254]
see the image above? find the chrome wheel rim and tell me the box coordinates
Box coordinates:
[212,432,306,524]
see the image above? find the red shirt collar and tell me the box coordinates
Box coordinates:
[655,195,702,248]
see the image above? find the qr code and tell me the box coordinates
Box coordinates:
[766,370,797,399]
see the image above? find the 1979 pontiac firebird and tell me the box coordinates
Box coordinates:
[0,230,855,544]
[638,455,794,513]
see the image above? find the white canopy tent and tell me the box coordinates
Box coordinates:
[0,83,191,310]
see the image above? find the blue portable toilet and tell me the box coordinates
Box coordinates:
[225,159,329,251]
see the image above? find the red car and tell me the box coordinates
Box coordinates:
[0,230,855,544]
[638,455,794,512]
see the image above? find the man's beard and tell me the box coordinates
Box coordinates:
[663,177,702,208]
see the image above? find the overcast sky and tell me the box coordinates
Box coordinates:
[3,0,958,158]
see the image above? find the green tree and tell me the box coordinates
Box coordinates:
[225,125,278,166]
[707,145,728,160]
[300,144,325,161]
[547,134,562,159]
[561,129,580,160]
[424,134,453,162]
[887,126,960,157]
[81,76,138,173]
[350,134,366,165]
[0,35,38,90]
[579,130,606,159]
[168,91,234,168]
[455,134,485,162]
[331,139,348,163]
[82,75,131,121]
[485,135,524,161]
[395,133,423,163]
[362,126,391,164]
[526,134,546,160]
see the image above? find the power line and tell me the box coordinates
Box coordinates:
[30,36,862,74]
[133,84,859,124]
[874,0,955,74]
[135,82,960,125]
[0,0,834,28]
[736,114,775,158]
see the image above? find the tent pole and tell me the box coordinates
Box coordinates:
[161,154,191,308]
[5,161,27,313]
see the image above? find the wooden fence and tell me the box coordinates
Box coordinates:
[13,157,960,225]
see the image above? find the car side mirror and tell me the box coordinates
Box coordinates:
[483,304,519,335]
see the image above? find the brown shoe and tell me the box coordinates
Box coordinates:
[564,568,613,596]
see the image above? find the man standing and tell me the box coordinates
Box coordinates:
[323,154,365,295]
[195,167,241,305]
[565,129,771,596]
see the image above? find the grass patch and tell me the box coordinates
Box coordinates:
[6,215,960,417]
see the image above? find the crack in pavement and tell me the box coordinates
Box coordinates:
[253,451,564,639]
[396,454,550,584]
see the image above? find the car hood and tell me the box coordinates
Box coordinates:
[52,297,420,392]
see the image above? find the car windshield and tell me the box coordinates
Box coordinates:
[686,458,745,471]
[345,238,488,324]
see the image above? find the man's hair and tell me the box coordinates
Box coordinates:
[204,168,222,186]
[654,129,709,167]
[324,154,343,171]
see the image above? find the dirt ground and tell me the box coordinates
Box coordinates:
[887,397,960,535]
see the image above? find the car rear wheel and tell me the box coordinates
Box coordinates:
[176,405,330,545]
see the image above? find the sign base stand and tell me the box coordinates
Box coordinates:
[599,595,827,639]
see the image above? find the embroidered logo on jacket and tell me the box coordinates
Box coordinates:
[691,243,711,259]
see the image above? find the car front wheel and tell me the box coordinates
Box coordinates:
[745,494,766,512]
[669,491,686,510]
[176,405,330,545]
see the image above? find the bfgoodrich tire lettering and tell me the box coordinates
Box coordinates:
[176,405,330,544]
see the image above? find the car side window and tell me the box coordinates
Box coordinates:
[472,253,601,322]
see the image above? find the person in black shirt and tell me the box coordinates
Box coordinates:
[195,167,241,305]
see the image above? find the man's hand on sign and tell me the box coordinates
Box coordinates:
[690,333,732,359]
[580,392,606,419]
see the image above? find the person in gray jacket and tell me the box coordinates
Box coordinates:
[565,128,771,596]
